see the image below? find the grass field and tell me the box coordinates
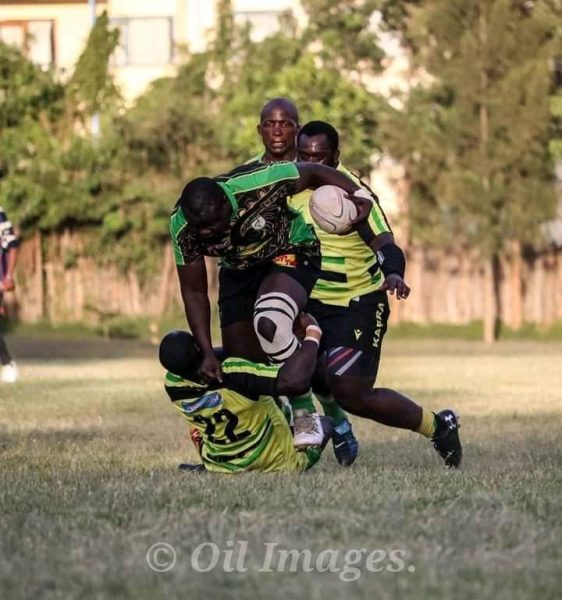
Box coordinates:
[1,335,561,600]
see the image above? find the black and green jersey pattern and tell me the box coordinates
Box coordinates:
[170,162,319,270]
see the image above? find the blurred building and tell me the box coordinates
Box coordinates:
[0,0,303,100]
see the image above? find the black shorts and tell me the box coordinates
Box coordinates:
[306,291,390,380]
[218,254,321,328]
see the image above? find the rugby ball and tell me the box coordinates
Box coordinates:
[309,185,357,234]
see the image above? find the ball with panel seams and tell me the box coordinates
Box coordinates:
[309,185,358,234]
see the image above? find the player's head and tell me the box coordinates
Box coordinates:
[159,330,201,378]
[179,177,232,242]
[297,120,340,168]
[257,97,300,160]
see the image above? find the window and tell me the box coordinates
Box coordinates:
[111,17,173,66]
[233,10,284,41]
[0,20,54,67]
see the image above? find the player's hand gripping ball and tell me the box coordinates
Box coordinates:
[309,185,358,234]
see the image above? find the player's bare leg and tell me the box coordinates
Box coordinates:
[221,320,266,363]
[327,368,462,467]
[254,270,324,447]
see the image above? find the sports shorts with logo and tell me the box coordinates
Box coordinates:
[306,290,390,380]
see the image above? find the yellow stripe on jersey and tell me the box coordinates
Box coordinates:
[288,163,391,306]
[222,358,279,379]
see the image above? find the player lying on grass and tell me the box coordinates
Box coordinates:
[159,313,333,474]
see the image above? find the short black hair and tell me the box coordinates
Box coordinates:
[159,330,201,378]
[297,121,340,153]
[179,177,226,223]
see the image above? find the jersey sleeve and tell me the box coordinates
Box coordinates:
[169,206,204,265]
[0,208,19,251]
[355,196,392,245]
[164,372,208,401]
[222,358,281,400]
[222,162,300,196]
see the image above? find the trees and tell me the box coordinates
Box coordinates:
[380,0,559,341]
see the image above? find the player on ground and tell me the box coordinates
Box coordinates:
[248,98,360,466]
[170,159,372,447]
[0,206,19,383]
[159,313,333,474]
[295,120,462,467]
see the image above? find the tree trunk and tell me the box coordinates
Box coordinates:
[483,254,501,343]
[510,240,523,330]
[483,259,495,343]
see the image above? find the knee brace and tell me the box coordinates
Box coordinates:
[253,292,299,364]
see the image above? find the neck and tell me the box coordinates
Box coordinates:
[263,149,297,163]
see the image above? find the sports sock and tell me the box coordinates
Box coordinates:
[315,393,348,427]
[290,391,316,414]
[416,408,438,438]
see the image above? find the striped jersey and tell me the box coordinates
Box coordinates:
[289,164,392,306]
[170,162,318,270]
[0,207,19,281]
[164,357,320,473]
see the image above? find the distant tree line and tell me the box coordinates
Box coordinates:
[0,1,560,340]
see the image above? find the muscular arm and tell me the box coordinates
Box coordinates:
[176,261,212,355]
[364,232,410,300]
[275,339,320,396]
[293,163,360,194]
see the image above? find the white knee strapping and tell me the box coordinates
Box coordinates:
[253,292,300,364]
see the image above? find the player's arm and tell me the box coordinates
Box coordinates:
[276,313,322,396]
[223,314,322,398]
[352,194,410,299]
[293,163,372,225]
[176,262,222,382]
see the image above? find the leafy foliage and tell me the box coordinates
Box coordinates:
[0,0,558,288]
[380,0,559,254]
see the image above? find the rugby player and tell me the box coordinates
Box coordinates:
[170,159,372,448]
[249,98,360,466]
[0,206,18,383]
[295,120,462,467]
[159,312,333,473]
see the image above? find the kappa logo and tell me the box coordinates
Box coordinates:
[354,329,363,340]
[372,302,386,348]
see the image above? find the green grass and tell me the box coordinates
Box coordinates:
[1,337,561,599]
[389,319,562,341]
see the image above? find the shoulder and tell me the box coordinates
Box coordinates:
[218,161,299,191]
[169,203,188,235]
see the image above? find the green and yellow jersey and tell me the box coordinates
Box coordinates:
[170,162,318,270]
[164,357,322,474]
[289,164,392,307]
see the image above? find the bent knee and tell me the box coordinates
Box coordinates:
[253,292,299,363]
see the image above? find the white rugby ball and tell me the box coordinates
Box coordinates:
[309,185,358,234]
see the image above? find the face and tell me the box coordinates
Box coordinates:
[188,201,232,251]
[297,133,339,167]
[257,106,299,159]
